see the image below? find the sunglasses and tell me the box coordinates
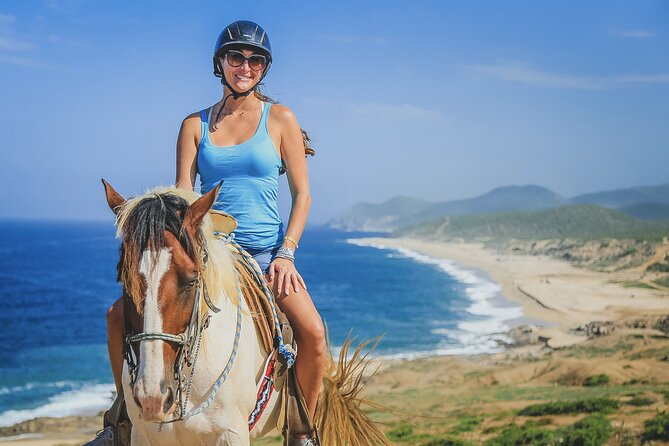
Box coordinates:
[225,50,268,72]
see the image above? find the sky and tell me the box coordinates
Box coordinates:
[0,0,667,223]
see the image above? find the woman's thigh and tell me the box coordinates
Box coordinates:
[264,276,323,340]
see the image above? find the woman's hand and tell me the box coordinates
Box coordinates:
[268,258,307,296]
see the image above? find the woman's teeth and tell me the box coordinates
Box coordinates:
[235,75,251,81]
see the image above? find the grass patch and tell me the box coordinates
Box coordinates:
[615,280,655,289]
[584,374,610,387]
[387,424,415,441]
[564,342,635,358]
[642,411,669,442]
[517,398,620,416]
[626,346,669,360]
[450,415,485,434]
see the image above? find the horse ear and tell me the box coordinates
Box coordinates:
[183,181,222,231]
[101,179,126,215]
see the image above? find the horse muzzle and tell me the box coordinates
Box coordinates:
[132,379,177,422]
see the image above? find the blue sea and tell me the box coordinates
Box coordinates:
[0,221,523,427]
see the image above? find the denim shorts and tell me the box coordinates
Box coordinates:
[246,246,279,274]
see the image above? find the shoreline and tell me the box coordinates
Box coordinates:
[355,237,669,349]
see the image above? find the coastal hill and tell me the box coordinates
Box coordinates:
[396,204,669,273]
[327,183,669,232]
[396,204,669,242]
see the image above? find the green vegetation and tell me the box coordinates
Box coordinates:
[450,415,485,434]
[386,424,415,441]
[517,398,620,416]
[399,204,669,242]
[625,396,655,406]
[647,260,669,272]
[484,415,612,446]
[560,414,612,446]
[423,438,474,446]
[654,276,669,288]
[584,374,610,387]
[642,411,669,442]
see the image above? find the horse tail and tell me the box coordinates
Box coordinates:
[314,328,392,446]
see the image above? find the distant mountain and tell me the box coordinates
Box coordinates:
[618,202,669,221]
[327,183,669,232]
[397,205,669,242]
[327,185,565,232]
[326,196,432,232]
[569,184,669,207]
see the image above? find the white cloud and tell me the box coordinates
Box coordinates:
[0,36,36,51]
[465,60,669,90]
[349,102,445,120]
[615,30,656,38]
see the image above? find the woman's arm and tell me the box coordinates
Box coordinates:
[268,104,311,294]
[175,113,201,191]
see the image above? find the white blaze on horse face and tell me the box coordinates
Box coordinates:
[136,248,172,405]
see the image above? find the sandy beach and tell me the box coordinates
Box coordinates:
[2,237,668,445]
[356,237,669,349]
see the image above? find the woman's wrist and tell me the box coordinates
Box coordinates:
[275,246,295,262]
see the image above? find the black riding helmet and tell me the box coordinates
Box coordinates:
[213,20,272,99]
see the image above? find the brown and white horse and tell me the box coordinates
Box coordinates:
[102,181,391,446]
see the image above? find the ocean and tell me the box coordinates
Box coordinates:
[0,221,522,427]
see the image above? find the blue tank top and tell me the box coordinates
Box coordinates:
[197,102,284,251]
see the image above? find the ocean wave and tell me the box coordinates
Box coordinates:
[0,381,77,396]
[0,383,115,428]
[347,238,522,356]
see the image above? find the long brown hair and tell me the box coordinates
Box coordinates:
[254,88,315,159]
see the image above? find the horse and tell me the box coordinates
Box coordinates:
[102,180,391,446]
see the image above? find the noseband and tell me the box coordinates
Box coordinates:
[123,248,241,425]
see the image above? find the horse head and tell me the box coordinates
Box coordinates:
[102,180,221,423]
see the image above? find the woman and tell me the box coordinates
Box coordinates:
[105,20,325,444]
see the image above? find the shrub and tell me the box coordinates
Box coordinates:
[625,396,655,406]
[484,424,556,446]
[518,398,619,416]
[559,414,612,446]
[424,438,473,446]
[584,374,610,387]
[642,412,669,442]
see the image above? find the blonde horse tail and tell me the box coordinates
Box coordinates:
[314,328,392,446]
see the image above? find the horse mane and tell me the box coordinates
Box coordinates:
[114,186,238,311]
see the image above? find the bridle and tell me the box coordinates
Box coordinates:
[122,248,243,426]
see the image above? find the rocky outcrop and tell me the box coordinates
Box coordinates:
[572,321,616,337]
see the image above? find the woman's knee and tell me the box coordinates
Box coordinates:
[106,297,124,331]
[298,316,326,355]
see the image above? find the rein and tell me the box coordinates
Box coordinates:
[123,249,242,427]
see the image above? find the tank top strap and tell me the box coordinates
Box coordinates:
[260,102,272,135]
[199,108,212,145]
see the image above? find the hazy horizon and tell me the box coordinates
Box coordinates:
[1,1,667,224]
